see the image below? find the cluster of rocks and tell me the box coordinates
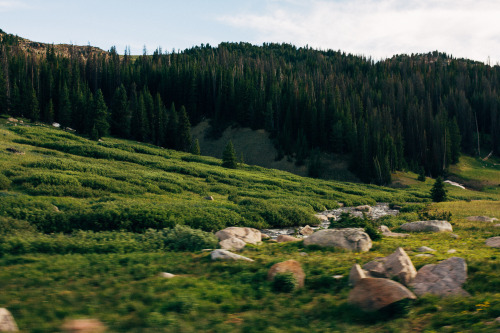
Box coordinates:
[348,248,469,311]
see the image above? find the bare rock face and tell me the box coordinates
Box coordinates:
[61,319,106,333]
[267,260,305,289]
[348,264,367,286]
[411,257,469,297]
[348,278,416,312]
[219,237,246,251]
[0,308,18,332]
[485,236,500,248]
[276,235,301,243]
[400,220,452,233]
[215,227,261,244]
[363,248,417,286]
[303,228,372,252]
[355,205,372,213]
[466,216,499,223]
[299,225,314,236]
[379,225,409,238]
[210,249,254,262]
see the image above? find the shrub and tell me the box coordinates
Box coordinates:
[271,272,298,293]
[162,225,218,251]
[0,173,11,190]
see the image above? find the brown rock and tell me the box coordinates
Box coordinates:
[219,237,246,251]
[362,248,416,285]
[7,117,18,123]
[0,308,18,332]
[348,278,416,312]
[314,214,329,222]
[411,257,469,297]
[261,233,271,240]
[215,227,261,244]
[348,264,367,286]
[485,236,500,248]
[61,319,106,333]
[299,225,314,236]
[276,235,301,243]
[267,260,305,289]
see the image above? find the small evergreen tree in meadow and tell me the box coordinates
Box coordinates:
[431,176,447,202]
[191,139,201,155]
[222,140,237,169]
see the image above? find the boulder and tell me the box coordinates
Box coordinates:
[61,319,106,333]
[303,228,372,252]
[363,248,417,285]
[215,227,261,244]
[348,278,416,312]
[411,257,469,297]
[219,237,246,251]
[355,205,372,213]
[299,225,314,236]
[314,214,329,222]
[348,264,367,286]
[0,308,18,332]
[379,225,409,238]
[267,260,305,288]
[159,272,176,278]
[210,249,254,262]
[416,246,436,252]
[485,236,500,248]
[400,220,452,233]
[276,235,301,243]
[466,216,499,223]
[261,233,271,240]
[7,117,18,123]
[204,196,214,200]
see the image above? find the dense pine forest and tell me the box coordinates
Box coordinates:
[1,30,499,184]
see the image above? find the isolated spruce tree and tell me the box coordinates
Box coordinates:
[92,89,109,139]
[191,139,201,155]
[431,176,447,202]
[222,140,237,169]
[177,106,192,152]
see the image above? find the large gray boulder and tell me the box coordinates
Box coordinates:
[0,308,18,332]
[466,216,499,223]
[411,257,469,297]
[303,228,372,252]
[215,227,261,244]
[219,237,246,251]
[276,235,301,243]
[485,236,500,248]
[362,247,417,286]
[348,278,417,312]
[400,220,452,232]
[210,249,254,262]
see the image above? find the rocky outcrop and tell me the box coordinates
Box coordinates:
[303,228,372,252]
[215,227,261,244]
[276,235,301,243]
[267,260,305,289]
[411,257,469,297]
[379,225,409,238]
[210,249,254,262]
[0,308,18,332]
[362,248,416,286]
[348,264,367,286]
[466,216,499,223]
[348,278,416,312]
[219,237,246,251]
[400,220,452,232]
[485,236,500,248]
[61,319,106,333]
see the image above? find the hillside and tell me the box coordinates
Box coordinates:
[0,118,499,332]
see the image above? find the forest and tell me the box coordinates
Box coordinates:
[1,31,499,184]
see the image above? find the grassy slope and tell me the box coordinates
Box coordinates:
[0,119,499,332]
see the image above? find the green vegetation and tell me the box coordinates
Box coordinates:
[431,176,448,202]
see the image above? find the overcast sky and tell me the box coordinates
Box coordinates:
[1,0,499,63]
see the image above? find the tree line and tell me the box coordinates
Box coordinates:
[1,35,499,183]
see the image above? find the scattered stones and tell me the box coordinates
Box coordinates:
[348,278,417,312]
[349,263,367,286]
[0,308,18,332]
[400,220,453,233]
[276,235,301,243]
[411,257,469,297]
[362,248,416,286]
[267,260,305,289]
[159,272,176,278]
[215,227,261,244]
[485,236,500,248]
[299,225,314,236]
[355,205,372,213]
[303,228,372,252]
[210,249,254,262]
[447,249,457,254]
[61,319,106,333]
[379,225,409,238]
[6,147,24,155]
[219,237,246,251]
[466,216,499,223]
[416,246,436,252]
[314,214,329,222]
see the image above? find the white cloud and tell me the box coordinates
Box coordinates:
[218,0,500,63]
[0,0,30,12]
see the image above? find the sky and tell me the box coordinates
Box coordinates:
[1,0,499,64]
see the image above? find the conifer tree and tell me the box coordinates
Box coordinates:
[110,84,130,138]
[177,105,192,152]
[26,84,40,121]
[449,117,461,164]
[92,89,109,139]
[46,99,54,123]
[431,176,447,202]
[222,140,237,169]
[58,84,71,126]
[165,102,178,149]
[191,139,201,155]
[0,66,7,114]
